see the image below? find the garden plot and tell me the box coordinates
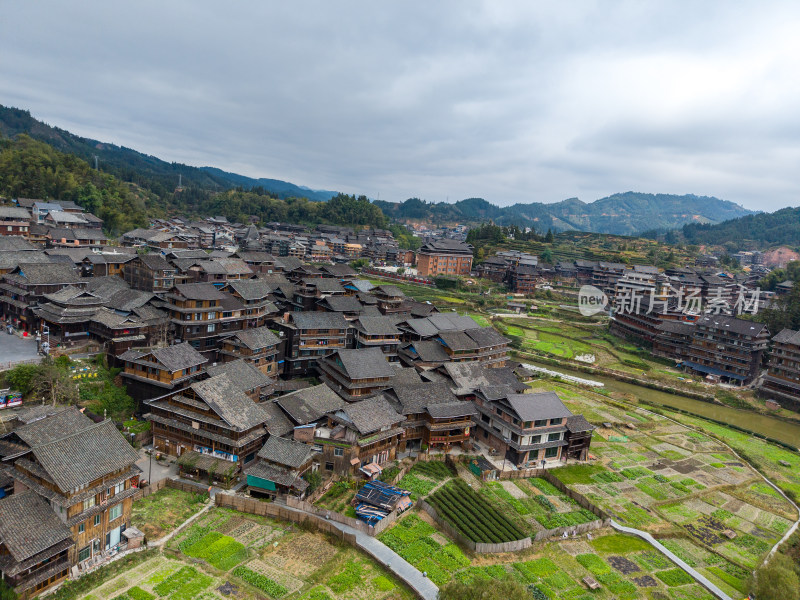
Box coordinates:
[314,481,357,516]
[395,460,454,498]
[131,488,208,541]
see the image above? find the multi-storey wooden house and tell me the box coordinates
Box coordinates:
[223,280,278,329]
[760,328,800,411]
[244,436,315,499]
[435,327,509,367]
[0,263,82,333]
[275,312,350,377]
[218,326,282,377]
[352,316,402,361]
[145,373,271,469]
[123,254,176,294]
[118,342,208,403]
[317,348,396,401]
[0,408,141,575]
[684,314,769,385]
[0,491,75,598]
[473,390,592,467]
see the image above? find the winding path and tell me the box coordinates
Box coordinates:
[609,520,733,600]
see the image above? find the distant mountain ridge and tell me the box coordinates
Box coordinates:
[0,105,338,201]
[374,193,754,236]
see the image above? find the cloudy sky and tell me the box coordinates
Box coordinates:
[2,1,799,211]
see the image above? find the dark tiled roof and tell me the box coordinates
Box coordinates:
[566,414,595,433]
[174,282,227,301]
[32,420,140,492]
[391,382,459,415]
[138,253,172,270]
[403,340,450,363]
[655,320,695,335]
[206,360,271,393]
[257,435,314,468]
[442,362,526,395]
[438,330,478,351]
[773,328,800,345]
[276,384,345,425]
[12,262,79,284]
[10,406,93,447]
[231,326,281,351]
[0,491,73,563]
[319,296,363,313]
[145,342,207,372]
[695,314,768,337]
[356,316,401,336]
[373,285,405,298]
[321,264,356,277]
[226,279,273,301]
[330,348,395,379]
[0,237,38,252]
[290,311,349,330]
[506,392,572,422]
[308,278,345,294]
[339,396,404,435]
[465,327,509,347]
[260,402,294,437]
[191,374,270,431]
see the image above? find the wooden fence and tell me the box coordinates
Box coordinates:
[132,477,210,501]
[285,496,400,536]
[215,494,357,544]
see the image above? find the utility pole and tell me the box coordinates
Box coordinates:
[93,155,99,170]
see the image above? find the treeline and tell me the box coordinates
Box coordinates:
[0,135,150,234]
[0,136,388,231]
[682,206,800,248]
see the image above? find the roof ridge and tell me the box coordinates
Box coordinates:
[30,417,107,449]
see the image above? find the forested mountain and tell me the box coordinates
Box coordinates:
[0,105,337,201]
[682,206,800,248]
[375,192,753,235]
[0,136,385,232]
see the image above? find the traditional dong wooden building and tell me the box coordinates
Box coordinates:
[223,280,278,329]
[145,373,271,469]
[218,326,282,377]
[0,263,81,333]
[118,342,208,403]
[386,382,477,452]
[472,390,593,467]
[683,314,769,385]
[759,328,800,411]
[0,407,141,574]
[435,327,510,366]
[312,396,405,476]
[318,348,396,401]
[122,254,176,294]
[352,316,402,361]
[275,312,350,377]
[0,491,74,598]
[244,436,315,499]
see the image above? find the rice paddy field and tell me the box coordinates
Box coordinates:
[82,507,412,600]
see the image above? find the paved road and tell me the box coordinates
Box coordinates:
[609,520,732,600]
[136,448,178,485]
[0,332,41,368]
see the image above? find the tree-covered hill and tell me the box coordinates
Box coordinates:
[682,206,800,248]
[0,105,337,202]
[375,192,753,235]
[0,136,386,231]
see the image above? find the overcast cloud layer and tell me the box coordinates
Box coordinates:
[2,1,799,211]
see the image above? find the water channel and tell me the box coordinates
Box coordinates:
[522,360,800,449]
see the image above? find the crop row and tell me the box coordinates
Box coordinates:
[430,481,525,543]
[153,566,200,597]
[232,565,288,598]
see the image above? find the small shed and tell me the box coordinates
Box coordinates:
[467,456,497,481]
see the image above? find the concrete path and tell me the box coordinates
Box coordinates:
[326,518,440,600]
[276,502,439,600]
[609,520,733,600]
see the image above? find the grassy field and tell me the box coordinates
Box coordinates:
[131,488,208,540]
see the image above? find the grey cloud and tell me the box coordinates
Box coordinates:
[2,1,800,210]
